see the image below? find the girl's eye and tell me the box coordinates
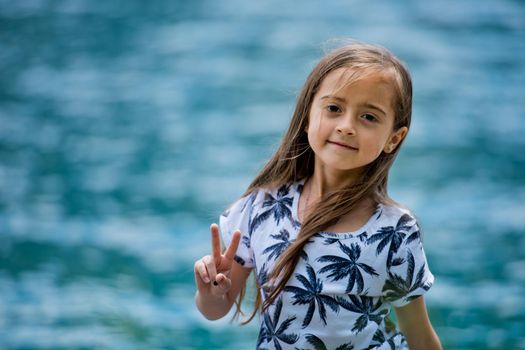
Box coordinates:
[327,104,341,113]
[362,113,377,122]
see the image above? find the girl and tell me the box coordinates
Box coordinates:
[194,42,442,350]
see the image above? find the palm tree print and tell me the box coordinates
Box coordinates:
[233,255,246,266]
[293,182,304,228]
[250,184,294,234]
[257,263,274,298]
[263,229,308,261]
[357,231,368,242]
[336,295,388,333]
[241,235,251,252]
[294,334,354,350]
[374,205,383,220]
[406,226,421,245]
[366,214,414,268]
[319,231,369,245]
[363,329,397,350]
[284,264,339,328]
[221,191,257,253]
[257,262,270,286]
[322,237,339,245]
[241,191,259,249]
[257,297,299,350]
[263,229,293,261]
[241,190,258,213]
[382,249,432,304]
[317,242,379,293]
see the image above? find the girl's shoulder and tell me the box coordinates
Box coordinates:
[375,201,421,229]
[221,180,302,219]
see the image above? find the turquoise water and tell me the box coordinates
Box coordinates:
[1,0,524,349]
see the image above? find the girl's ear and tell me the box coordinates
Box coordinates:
[384,126,408,153]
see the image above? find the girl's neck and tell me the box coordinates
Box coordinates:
[300,175,376,230]
[303,173,369,207]
[308,165,363,197]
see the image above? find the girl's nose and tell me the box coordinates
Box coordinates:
[336,116,356,135]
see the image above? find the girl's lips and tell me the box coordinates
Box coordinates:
[327,141,358,150]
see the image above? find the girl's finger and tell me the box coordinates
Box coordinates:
[204,255,218,283]
[224,230,241,262]
[194,259,210,284]
[212,273,232,296]
[210,224,222,261]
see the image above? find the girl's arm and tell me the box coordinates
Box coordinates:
[194,224,253,320]
[394,296,442,350]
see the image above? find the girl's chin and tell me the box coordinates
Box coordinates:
[314,161,366,173]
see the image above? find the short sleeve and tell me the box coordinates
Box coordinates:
[383,221,435,308]
[218,191,258,269]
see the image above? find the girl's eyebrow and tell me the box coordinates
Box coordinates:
[320,95,387,116]
[362,102,387,116]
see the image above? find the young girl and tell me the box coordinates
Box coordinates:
[194,42,442,350]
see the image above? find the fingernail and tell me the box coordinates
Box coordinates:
[213,281,218,286]
[204,277,210,283]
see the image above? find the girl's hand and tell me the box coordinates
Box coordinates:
[194,223,241,298]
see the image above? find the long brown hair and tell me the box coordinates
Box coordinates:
[231,41,413,324]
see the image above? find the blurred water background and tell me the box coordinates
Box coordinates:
[1,0,524,349]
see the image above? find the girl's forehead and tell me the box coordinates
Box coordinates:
[320,67,396,94]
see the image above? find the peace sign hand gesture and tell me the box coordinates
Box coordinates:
[194,223,241,298]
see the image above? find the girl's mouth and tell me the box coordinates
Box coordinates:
[327,140,358,150]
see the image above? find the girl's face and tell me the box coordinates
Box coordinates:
[306,67,407,179]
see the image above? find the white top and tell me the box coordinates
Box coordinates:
[220,179,434,350]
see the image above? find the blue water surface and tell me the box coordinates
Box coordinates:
[1,0,524,349]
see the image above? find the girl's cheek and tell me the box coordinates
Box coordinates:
[316,113,328,138]
[309,111,323,132]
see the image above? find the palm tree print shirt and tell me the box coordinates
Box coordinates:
[220,180,434,350]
